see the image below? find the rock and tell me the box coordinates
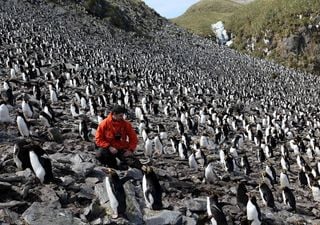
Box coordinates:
[77,184,95,200]
[184,198,206,212]
[182,216,197,225]
[94,183,109,204]
[0,209,22,225]
[71,162,95,177]
[39,186,61,206]
[85,177,100,185]
[83,199,105,222]
[60,176,76,187]
[124,181,144,225]
[22,202,85,225]
[48,127,64,143]
[126,168,143,181]
[144,210,182,225]
[282,34,306,55]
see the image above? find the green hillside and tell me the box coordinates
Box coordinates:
[173,0,320,75]
[171,0,241,36]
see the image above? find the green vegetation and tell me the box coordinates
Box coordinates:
[226,0,320,40]
[173,0,320,74]
[172,0,241,36]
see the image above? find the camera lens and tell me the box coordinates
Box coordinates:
[115,133,121,140]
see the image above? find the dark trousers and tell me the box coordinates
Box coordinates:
[96,148,142,170]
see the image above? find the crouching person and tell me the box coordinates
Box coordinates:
[95,105,141,170]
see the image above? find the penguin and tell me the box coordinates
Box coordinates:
[282,186,296,212]
[237,182,248,212]
[70,102,80,117]
[13,141,53,184]
[39,111,53,127]
[224,154,237,173]
[43,104,56,122]
[153,135,163,156]
[103,168,126,218]
[241,154,252,175]
[265,163,277,185]
[205,162,219,184]
[142,165,163,210]
[178,142,188,160]
[195,148,207,167]
[280,170,290,188]
[296,154,307,170]
[170,136,179,153]
[259,182,276,209]
[188,151,198,170]
[0,101,11,125]
[176,120,184,135]
[246,195,262,225]
[157,124,167,140]
[281,156,290,172]
[206,195,228,225]
[16,111,30,137]
[144,137,153,159]
[79,119,90,141]
[29,149,53,184]
[22,99,33,119]
[1,88,15,106]
[298,168,308,186]
[141,128,149,142]
[257,147,266,163]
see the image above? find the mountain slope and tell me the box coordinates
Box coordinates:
[172,0,241,36]
[172,0,320,75]
[226,0,320,74]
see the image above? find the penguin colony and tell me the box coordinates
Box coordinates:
[1,0,320,224]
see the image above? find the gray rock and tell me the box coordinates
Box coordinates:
[71,162,95,177]
[83,199,105,222]
[39,186,61,206]
[95,182,109,204]
[77,184,95,200]
[124,181,144,225]
[182,216,197,225]
[85,177,100,185]
[184,198,206,212]
[22,202,85,225]
[48,127,64,143]
[0,209,22,225]
[126,168,143,180]
[144,209,182,225]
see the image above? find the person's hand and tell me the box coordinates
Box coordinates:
[109,147,118,154]
[123,150,133,157]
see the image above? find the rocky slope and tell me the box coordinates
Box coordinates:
[1,0,320,225]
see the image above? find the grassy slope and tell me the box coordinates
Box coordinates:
[226,0,320,73]
[173,0,320,74]
[171,0,241,36]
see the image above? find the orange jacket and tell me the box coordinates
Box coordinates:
[95,113,138,152]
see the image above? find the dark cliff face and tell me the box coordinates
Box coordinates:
[52,0,167,35]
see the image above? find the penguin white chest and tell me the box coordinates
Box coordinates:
[105,177,119,213]
[142,175,154,209]
[29,151,45,183]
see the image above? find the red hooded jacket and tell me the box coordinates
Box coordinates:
[95,113,138,152]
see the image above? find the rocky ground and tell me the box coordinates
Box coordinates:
[1,0,320,225]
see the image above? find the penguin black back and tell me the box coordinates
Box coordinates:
[259,182,276,209]
[237,182,248,212]
[103,168,126,217]
[142,165,163,210]
[282,187,296,212]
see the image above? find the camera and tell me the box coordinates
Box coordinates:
[114,133,121,140]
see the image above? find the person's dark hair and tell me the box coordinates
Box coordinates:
[111,105,126,114]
